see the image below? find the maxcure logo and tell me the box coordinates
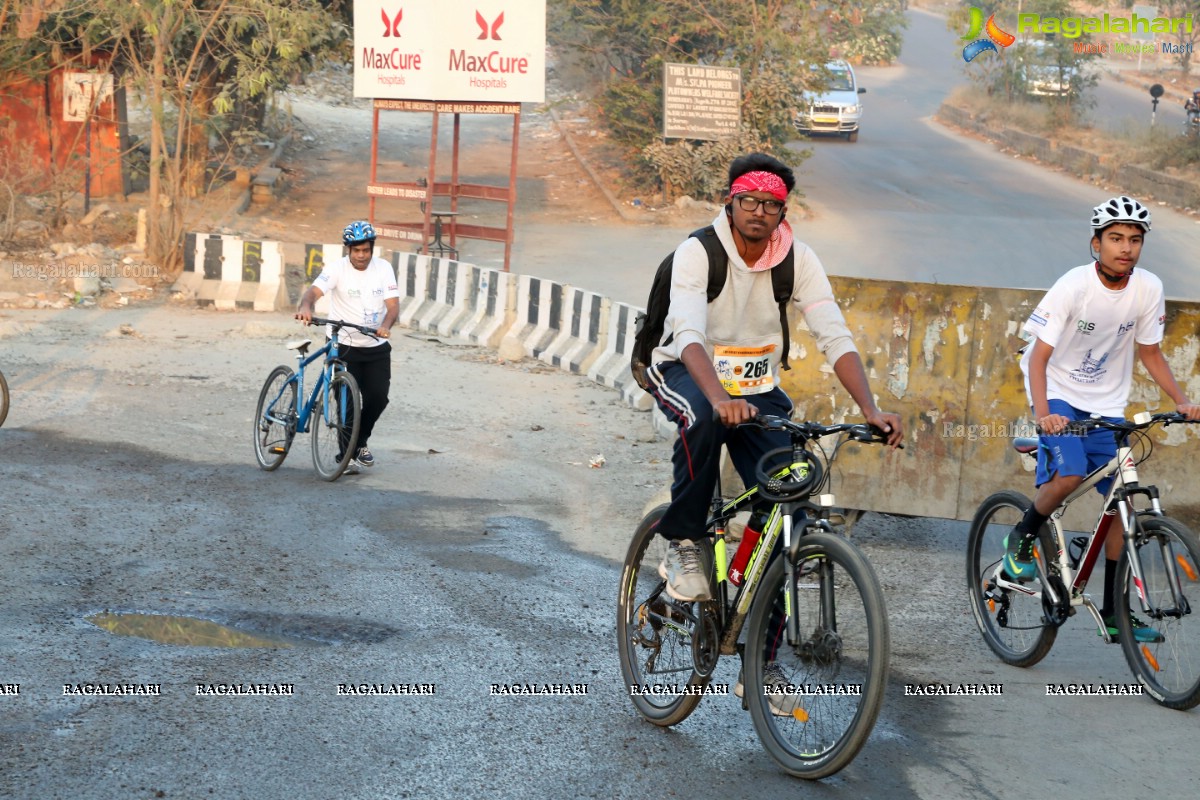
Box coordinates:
[476,10,503,40]
[381,7,402,37]
[450,7,529,86]
[362,5,421,71]
[961,7,1015,62]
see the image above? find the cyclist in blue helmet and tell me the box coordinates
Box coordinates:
[296,220,399,472]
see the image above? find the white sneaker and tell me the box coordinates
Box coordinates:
[657,539,711,602]
[734,663,805,718]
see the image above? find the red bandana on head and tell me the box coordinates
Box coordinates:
[729,170,788,201]
[729,171,792,271]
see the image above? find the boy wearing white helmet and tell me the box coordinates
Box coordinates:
[1005,197,1200,642]
[296,220,400,471]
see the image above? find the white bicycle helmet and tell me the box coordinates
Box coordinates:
[1090,195,1151,233]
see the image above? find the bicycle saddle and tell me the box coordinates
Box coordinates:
[287,339,312,355]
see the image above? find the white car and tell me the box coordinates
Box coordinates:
[1017,39,1075,97]
[794,60,866,143]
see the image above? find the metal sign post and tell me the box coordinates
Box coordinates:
[368,100,520,271]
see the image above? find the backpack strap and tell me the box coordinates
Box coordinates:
[691,226,727,302]
[771,247,795,371]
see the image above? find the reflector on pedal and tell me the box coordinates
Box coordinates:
[270,446,286,454]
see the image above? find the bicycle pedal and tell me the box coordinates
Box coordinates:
[269,446,286,454]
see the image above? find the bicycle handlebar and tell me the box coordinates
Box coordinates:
[1039,411,1200,436]
[306,317,382,340]
[740,414,900,447]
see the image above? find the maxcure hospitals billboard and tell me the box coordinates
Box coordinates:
[353,0,546,102]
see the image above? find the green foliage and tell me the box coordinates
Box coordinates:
[552,0,859,193]
[824,1,909,65]
[641,128,807,200]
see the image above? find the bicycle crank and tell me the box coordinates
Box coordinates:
[691,602,720,678]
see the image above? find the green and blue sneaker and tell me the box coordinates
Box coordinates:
[1101,614,1164,644]
[1002,530,1038,582]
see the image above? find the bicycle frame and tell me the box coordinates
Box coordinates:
[264,332,348,435]
[705,457,835,657]
[994,426,1173,635]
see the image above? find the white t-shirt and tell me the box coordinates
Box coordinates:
[312,255,400,348]
[1020,264,1165,416]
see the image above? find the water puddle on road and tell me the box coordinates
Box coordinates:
[86,612,297,649]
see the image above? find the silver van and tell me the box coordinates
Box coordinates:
[794,60,865,143]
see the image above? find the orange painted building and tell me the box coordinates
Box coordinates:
[0,52,129,198]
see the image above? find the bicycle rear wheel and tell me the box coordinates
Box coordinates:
[311,369,361,481]
[1116,516,1200,709]
[616,504,710,726]
[252,366,296,471]
[966,490,1057,667]
[744,532,889,780]
[0,369,8,427]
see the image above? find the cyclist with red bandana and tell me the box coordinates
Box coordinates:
[644,153,902,604]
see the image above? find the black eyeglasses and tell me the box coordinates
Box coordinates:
[735,195,784,215]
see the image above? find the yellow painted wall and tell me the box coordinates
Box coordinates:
[780,278,1200,530]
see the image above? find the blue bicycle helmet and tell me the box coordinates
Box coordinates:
[343,220,377,246]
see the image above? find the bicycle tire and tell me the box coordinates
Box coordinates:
[252,366,297,471]
[966,490,1058,667]
[743,531,888,779]
[1115,515,1200,709]
[616,504,710,726]
[0,369,8,428]
[311,369,361,481]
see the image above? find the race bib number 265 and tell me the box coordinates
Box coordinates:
[713,344,775,396]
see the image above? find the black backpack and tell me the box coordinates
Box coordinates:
[630,225,795,391]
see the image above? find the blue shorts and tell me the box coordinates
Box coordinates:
[1035,399,1120,496]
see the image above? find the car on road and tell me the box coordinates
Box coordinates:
[794,60,866,143]
[1017,39,1076,97]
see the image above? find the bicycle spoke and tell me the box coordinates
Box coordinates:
[1117,517,1200,709]
[252,366,296,471]
[745,533,888,779]
[966,491,1057,667]
[617,505,709,725]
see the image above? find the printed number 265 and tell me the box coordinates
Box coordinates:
[743,360,768,379]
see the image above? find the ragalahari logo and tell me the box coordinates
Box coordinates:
[381,7,402,38]
[476,10,504,40]
[961,7,1015,62]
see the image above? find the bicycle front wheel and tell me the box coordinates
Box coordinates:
[616,504,710,726]
[1116,515,1200,709]
[253,366,296,471]
[966,490,1057,667]
[311,370,361,481]
[0,369,8,428]
[744,531,889,780]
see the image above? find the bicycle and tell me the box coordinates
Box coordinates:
[0,368,8,427]
[618,415,893,779]
[252,317,377,481]
[968,411,1200,709]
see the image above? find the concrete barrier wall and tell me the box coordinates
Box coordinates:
[785,277,1200,529]
[179,233,287,311]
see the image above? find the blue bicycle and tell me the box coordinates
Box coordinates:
[253,317,376,481]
